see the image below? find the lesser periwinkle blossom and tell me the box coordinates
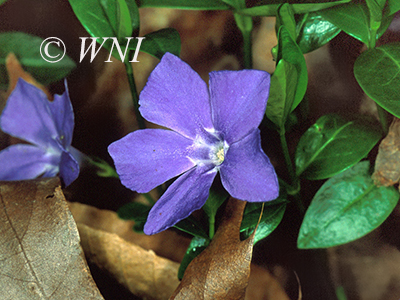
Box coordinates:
[108,53,279,235]
[0,78,80,186]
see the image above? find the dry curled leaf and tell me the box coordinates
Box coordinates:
[69,201,290,300]
[0,178,103,300]
[77,223,180,300]
[170,198,254,300]
[372,117,400,190]
[68,201,190,263]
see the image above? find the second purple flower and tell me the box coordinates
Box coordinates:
[108,53,279,235]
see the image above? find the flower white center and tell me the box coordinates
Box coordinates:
[209,142,226,166]
[188,135,229,167]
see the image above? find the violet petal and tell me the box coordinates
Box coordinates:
[220,129,279,202]
[209,70,270,144]
[108,128,196,193]
[0,144,59,181]
[58,145,80,186]
[0,79,58,148]
[144,166,217,235]
[49,80,74,148]
[139,53,213,139]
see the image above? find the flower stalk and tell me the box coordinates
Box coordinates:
[125,52,146,130]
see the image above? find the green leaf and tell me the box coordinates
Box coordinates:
[276,4,296,39]
[240,199,287,244]
[178,236,210,280]
[202,189,229,220]
[295,114,382,180]
[118,201,209,238]
[237,0,351,17]
[319,3,370,45]
[0,32,76,89]
[387,0,400,15]
[116,0,134,38]
[276,26,308,114]
[296,12,341,53]
[366,0,386,24]
[117,202,151,232]
[220,0,243,9]
[138,28,181,59]
[69,0,139,60]
[354,43,400,119]
[0,0,8,5]
[298,161,399,249]
[319,2,391,46]
[138,0,230,10]
[174,216,210,240]
[266,59,297,128]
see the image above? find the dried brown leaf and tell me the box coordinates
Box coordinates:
[372,117,400,190]
[0,178,103,300]
[68,202,290,300]
[170,198,254,300]
[68,201,190,262]
[245,264,290,300]
[77,223,180,300]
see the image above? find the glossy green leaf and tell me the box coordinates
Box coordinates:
[319,3,370,45]
[296,12,341,53]
[138,28,181,59]
[298,161,399,249]
[178,237,210,280]
[240,200,287,244]
[0,32,76,89]
[295,114,382,180]
[237,0,351,17]
[319,2,391,46]
[276,26,308,114]
[276,4,296,39]
[138,0,230,10]
[266,59,297,128]
[354,43,400,119]
[69,0,139,59]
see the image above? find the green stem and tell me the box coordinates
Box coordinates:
[234,13,253,69]
[242,27,252,69]
[280,129,296,185]
[84,155,119,178]
[209,213,215,240]
[369,28,377,49]
[280,128,304,213]
[124,56,146,129]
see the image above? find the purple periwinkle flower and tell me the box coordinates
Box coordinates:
[0,78,80,186]
[108,53,279,235]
